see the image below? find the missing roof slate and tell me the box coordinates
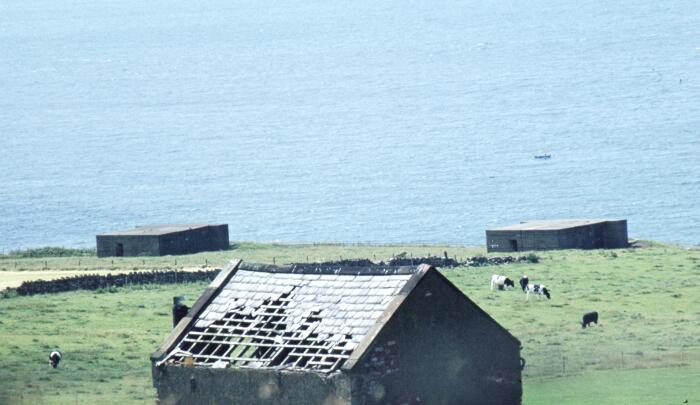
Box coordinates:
[160,262,419,373]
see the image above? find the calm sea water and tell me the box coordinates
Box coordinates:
[1,0,699,250]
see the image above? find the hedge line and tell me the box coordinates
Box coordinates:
[9,254,538,296]
[14,269,220,296]
[387,254,536,267]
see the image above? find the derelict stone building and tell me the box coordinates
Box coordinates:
[96,224,228,257]
[486,219,628,253]
[151,260,523,405]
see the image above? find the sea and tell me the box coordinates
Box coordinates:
[1,0,699,250]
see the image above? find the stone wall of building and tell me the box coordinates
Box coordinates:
[520,231,561,250]
[96,225,228,257]
[487,220,628,252]
[152,365,353,405]
[159,225,229,255]
[351,270,522,405]
[602,220,629,248]
[557,225,599,249]
[96,235,160,257]
[486,230,520,252]
[486,230,560,252]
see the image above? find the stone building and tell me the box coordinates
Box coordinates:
[486,219,628,253]
[150,260,523,405]
[96,224,228,257]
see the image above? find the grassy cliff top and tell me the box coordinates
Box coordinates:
[1,241,699,404]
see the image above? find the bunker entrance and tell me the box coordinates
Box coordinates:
[115,243,124,256]
[509,240,518,251]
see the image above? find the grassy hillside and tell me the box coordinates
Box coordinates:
[0,242,698,404]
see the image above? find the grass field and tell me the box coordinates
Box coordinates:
[1,242,699,404]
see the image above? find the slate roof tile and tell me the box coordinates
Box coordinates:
[165,262,421,373]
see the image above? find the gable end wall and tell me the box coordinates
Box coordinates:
[350,270,522,405]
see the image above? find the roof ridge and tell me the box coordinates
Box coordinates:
[238,260,423,275]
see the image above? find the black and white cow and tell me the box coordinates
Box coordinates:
[49,350,62,368]
[519,276,529,292]
[525,284,551,300]
[490,275,515,291]
[581,311,599,328]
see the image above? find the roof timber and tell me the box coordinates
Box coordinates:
[151,259,242,362]
[151,260,427,373]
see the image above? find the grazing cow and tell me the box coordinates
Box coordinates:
[490,275,515,291]
[525,284,551,300]
[581,311,599,328]
[172,296,189,327]
[519,276,529,292]
[49,351,62,368]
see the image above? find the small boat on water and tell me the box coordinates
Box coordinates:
[534,154,551,160]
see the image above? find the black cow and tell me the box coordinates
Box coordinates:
[49,350,62,368]
[172,296,189,327]
[581,311,599,328]
[519,276,529,292]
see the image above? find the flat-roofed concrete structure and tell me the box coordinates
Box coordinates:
[96,224,229,257]
[486,219,628,252]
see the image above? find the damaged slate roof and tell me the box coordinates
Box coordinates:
[154,260,427,374]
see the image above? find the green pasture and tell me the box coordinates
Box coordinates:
[0,242,698,404]
[525,364,700,404]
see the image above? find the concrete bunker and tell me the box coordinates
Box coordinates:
[151,260,523,404]
[486,219,628,252]
[96,224,229,257]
